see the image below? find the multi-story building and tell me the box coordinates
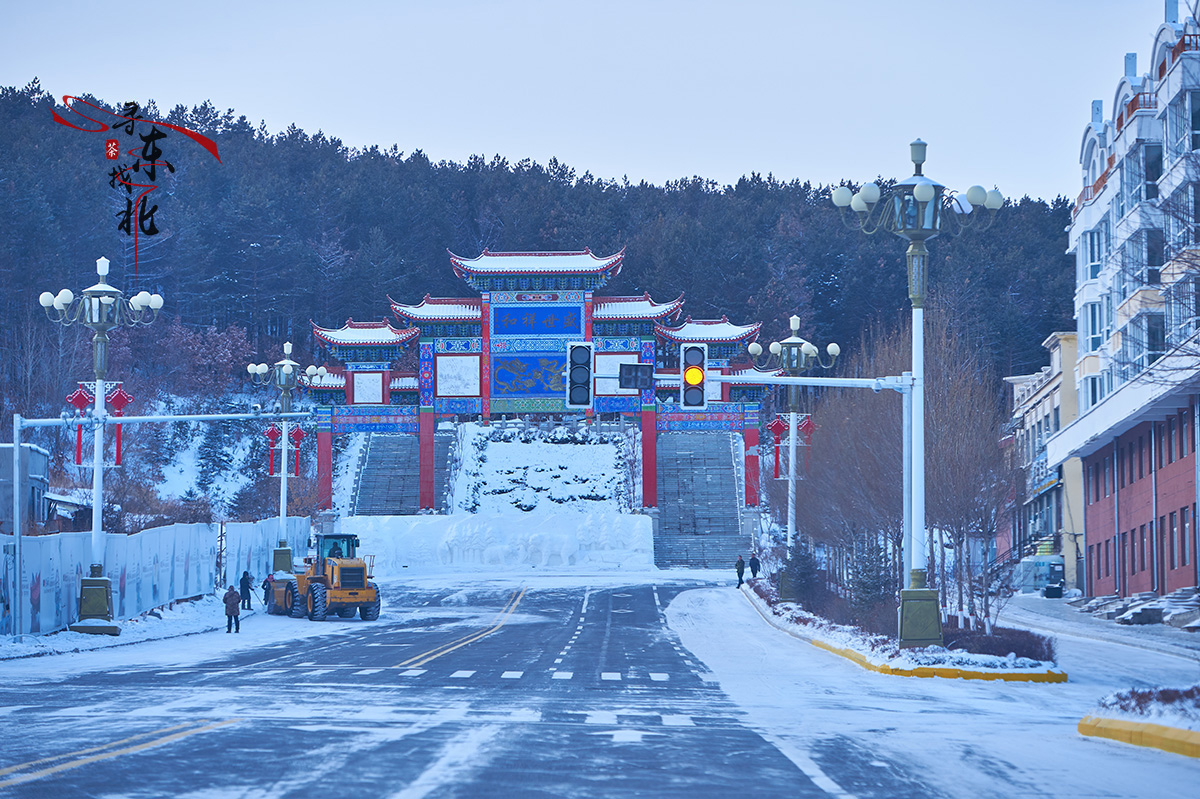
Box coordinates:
[1003,333,1084,589]
[1047,0,1200,598]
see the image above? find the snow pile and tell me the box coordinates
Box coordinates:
[450,422,632,514]
[0,595,237,660]
[1095,684,1200,732]
[744,580,1057,673]
[344,512,654,574]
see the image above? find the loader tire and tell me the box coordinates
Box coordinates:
[336,607,356,618]
[287,582,305,618]
[360,583,381,621]
[308,583,328,621]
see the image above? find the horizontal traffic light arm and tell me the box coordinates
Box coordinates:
[587,372,911,393]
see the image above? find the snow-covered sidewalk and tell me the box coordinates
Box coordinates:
[667,586,1200,796]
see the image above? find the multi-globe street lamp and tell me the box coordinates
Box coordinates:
[248,342,325,545]
[832,139,1001,645]
[747,315,839,554]
[39,256,163,627]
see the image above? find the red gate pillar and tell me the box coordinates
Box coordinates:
[419,409,435,510]
[641,407,657,508]
[316,407,333,510]
[744,426,760,506]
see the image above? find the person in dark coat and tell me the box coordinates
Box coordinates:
[238,571,253,610]
[735,555,746,587]
[261,573,275,606]
[223,585,241,633]
[749,554,761,579]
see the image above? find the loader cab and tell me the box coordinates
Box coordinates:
[317,534,359,562]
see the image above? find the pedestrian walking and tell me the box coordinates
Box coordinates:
[238,571,253,610]
[749,554,761,579]
[223,585,241,633]
[735,555,746,587]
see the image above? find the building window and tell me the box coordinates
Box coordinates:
[1139,436,1145,478]
[1130,530,1137,574]
[1145,144,1163,200]
[1169,417,1177,462]
[1170,511,1178,569]
[1129,442,1136,483]
[1140,524,1148,571]
[1158,423,1166,469]
[1086,303,1104,351]
[1118,447,1126,488]
[1147,228,1165,284]
[1084,227,1106,280]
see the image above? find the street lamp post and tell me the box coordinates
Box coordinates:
[747,315,840,554]
[248,343,325,547]
[39,256,163,632]
[832,139,1002,647]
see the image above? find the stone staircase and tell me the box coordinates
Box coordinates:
[351,433,452,515]
[655,432,748,568]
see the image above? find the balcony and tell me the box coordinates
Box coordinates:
[1115,93,1157,135]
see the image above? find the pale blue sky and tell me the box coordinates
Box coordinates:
[0,0,1177,201]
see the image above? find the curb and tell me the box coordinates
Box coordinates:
[1078,715,1200,758]
[739,584,1069,683]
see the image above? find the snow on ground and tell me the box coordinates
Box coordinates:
[742,583,1057,673]
[332,432,367,516]
[450,422,630,514]
[999,593,1200,734]
[667,586,1200,797]
[346,512,653,573]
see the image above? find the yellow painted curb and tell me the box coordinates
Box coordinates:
[809,639,1068,682]
[1078,715,1200,758]
[739,587,1069,683]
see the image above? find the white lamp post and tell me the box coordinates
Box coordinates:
[833,139,1002,647]
[748,317,839,555]
[248,343,325,546]
[39,256,163,632]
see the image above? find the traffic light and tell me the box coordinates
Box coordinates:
[679,343,708,409]
[565,342,594,409]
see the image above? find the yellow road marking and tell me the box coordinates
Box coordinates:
[0,719,239,789]
[400,587,527,668]
[398,588,523,666]
[0,721,199,777]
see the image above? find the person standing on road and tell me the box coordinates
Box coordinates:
[735,555,746,587]
[261,573,275,606]
[224,585,241,633]
[238,571,253,610]
[749,554,761,579]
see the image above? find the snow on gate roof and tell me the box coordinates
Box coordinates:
[448,247,625,276]
[655,316,762,344]
[311,319,421,347]
[389,294,483,322]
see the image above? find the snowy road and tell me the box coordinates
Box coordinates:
[1,581,1197,797]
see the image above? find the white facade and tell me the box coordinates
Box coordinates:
[1057,4,1200,460]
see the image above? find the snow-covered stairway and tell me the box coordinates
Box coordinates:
[655,432,749,568]
[351,433,452,515]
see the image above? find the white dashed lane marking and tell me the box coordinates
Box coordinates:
[552,672,574,680]
[501,671,524,679]
[649,673,670,681]
[353,669,382,675]
[601,672,622,681]
[449,670,476,679]
[661,715,696,727]
[401,669,427,677]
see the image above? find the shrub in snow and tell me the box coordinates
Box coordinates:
[1098,684,1200,729]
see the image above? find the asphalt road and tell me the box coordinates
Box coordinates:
[0,582,900,798]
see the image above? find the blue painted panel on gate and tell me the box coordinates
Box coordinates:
[491,354,567,398]
[492,305,582,336]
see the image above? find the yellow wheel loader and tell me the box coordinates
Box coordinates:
[266,533,380,621]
